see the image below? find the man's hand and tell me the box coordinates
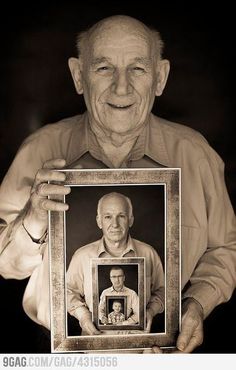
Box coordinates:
[100,315,108,324]
[121,320,130,325]
[148,298,204,354]
[80,317,101,335]
[145,308,154,333]
[23,159,71,240]
[176,298,204,352]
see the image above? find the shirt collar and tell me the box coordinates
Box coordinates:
[110,285,126,293]
[97,236,136,257]
[68,111,170,168]
[144,113,171,166]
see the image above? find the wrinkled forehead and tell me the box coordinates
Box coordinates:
[100,196,129,214]
[88,23,153,57]
[110,268,124,277]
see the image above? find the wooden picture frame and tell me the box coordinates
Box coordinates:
[49,168,181,352]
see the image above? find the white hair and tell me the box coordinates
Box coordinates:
[109,266,125,276]
[76,15,164,61]
[97,192,133,219]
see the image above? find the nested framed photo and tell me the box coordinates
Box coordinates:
[92,257,145,331]
[49,168,181,352]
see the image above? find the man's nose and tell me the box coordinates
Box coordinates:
[111,216,119,227]
[112,70,131,96]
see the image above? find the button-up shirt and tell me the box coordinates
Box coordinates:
[108,311,125,324]
[99,285,139,324]
[66,237,164,324]
[0,112,235,328]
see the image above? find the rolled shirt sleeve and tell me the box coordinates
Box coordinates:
[127,290,139,324]
[146,247,165,317]
[182,151,236,318]
[66,250,91,323]
[98,291,107,321]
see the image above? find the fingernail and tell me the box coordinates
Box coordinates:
[177,343,185,351]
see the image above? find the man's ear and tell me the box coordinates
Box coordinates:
[96,215,102,229]
[68,57,84,94]
[155,59,170,96]
[129,215,134,228]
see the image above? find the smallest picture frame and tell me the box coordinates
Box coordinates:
[92,257,145,331]
[106,296,127,324]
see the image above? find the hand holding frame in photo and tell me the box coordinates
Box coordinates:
[92,257,144,331]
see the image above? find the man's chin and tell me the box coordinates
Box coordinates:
[109,237,123,242]
[107,234,124,243]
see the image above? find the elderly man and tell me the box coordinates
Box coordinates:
[0,15,235,353]
[67,192,163,333]
[99,266,139,326]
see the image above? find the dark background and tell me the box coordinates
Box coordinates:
[66,185,165,267]
[0,0,235,353]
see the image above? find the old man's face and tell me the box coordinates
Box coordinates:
[110,269,125,291]
[80,26,159,136]
[97,195,131,244]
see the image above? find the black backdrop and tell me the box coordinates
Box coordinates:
[0,0,235,353]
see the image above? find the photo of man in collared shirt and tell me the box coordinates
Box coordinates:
[98,266,139,326]
[66,191,164,335]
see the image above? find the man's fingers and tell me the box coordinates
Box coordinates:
[143,346,164,354]
[39,199,69,212]
[177,299,204,352]
[122,320,130,325]
[42,158,67,169]
[180,333,203,353]
[145,318,152,333]
[83,321,101,335]
[35,183,71,197]
[32,159,68,190]
[177,315,197,351]
[151,346,163,353]
[144,310,153,333]
[34,169,67,187]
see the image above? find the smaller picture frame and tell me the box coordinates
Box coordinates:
[106,296,127,323]
[92,257,145,331]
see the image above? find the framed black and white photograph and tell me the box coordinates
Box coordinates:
[91,258,145,331]
[49,168,180,352]
[106,296,127,324]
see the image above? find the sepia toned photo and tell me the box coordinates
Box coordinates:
[106,297,127,324]
[49,168,180,352]
[0,6,235,362]
[92,258,145,331]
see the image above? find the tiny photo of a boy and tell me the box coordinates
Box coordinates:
[107,298,126,325]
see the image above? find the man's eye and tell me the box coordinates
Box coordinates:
[132,66,146,74]
[104,215,111,219]
[96,66,111,73]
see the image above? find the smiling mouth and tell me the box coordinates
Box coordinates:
[108,103,133,110]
